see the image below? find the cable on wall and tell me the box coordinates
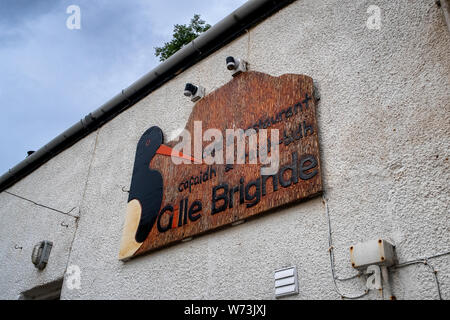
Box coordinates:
[391,251,450,300]
[323,195,369,299]
[335,273,362,281]
[3,190,79,219]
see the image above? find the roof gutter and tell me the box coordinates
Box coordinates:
[0,0,296,192]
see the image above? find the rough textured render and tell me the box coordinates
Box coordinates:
[0,133,97,299]
[0,0,448,300]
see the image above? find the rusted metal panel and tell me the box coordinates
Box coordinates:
[119,71,323,260]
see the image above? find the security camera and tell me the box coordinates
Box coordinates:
[226,56,237,70]
[225,56,247,77]
[184,83,197,97]
[184,83,205,102]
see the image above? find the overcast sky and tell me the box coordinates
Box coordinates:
[0,0,246,174]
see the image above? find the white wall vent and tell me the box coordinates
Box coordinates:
[274,266,299,298]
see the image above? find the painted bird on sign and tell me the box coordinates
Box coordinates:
[119,126,198,259]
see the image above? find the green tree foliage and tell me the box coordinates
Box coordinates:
[154,14,211,62]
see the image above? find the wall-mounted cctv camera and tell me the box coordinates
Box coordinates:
[184,83,205,102]
[226,56,247,77]
[226,56,237,70]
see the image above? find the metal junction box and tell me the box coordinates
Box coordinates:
[350,239,396,269]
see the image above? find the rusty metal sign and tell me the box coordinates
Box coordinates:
[119,71,322,260]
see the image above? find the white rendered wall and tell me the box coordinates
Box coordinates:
[0,0,448,299]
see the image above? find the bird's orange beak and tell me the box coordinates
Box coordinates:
[155,144,202,164]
